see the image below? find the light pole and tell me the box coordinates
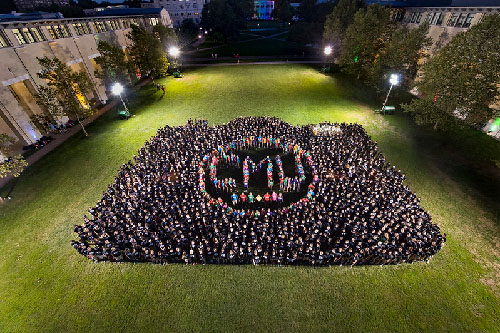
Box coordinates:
[112,82,130,115]
[169,46,180,72]
[381,74,400,114]
[323,46,332,72]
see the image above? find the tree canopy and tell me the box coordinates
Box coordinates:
[323,0,365,58]
[201,0,253,42]
[35,56,95,136]
[94,40,134,88]
[0,134,27,179]
[403,14,500,129]
[338,4,395,82]
[127,24,170,80]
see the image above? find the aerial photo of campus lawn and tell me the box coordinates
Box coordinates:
[1,64,499,331]
[1,0,500,332]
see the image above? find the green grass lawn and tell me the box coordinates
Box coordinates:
[1,65,500,332]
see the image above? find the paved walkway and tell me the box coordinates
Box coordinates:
[184,60,323,67]
[0,79,150,191]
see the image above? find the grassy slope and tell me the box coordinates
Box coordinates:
[0,65,499,332]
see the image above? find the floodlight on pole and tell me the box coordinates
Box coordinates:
[381,73,400,114]
[169,46,180,58]
[111,82,123,96]
[324,46,332,56]
[112,82,129,113]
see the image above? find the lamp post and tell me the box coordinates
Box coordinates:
[112,82,130,114]
[323,45,332,72]
[381,74,399,114]
[169,46,180,71]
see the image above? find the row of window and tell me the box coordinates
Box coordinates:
[426,12,445,25]
[409,11,476,28]
[12,27,46,45]
[0,17,149,47]
[447,13,475,28]
[46,24,72,40]
[172,12,199,16]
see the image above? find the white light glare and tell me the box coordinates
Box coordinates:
[324,46,332,56]
[389,74,400,86]
[111,82,123,95]
[169,46,180,57]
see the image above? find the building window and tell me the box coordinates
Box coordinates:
[0,30,10,47]
[433,12,445,25]
[447,13,459,26]
[455,13,467,27]
[463,13,475,28]
[30,27,45,41]
[94,21,108,33]
[73,23,84,35]
[46,26,57,39]
[12,29,26,45]
[21,28,35,43]
[415,12,422,24]
[427,12,435,23]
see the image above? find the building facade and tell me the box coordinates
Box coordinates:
[142,0,208,27]
[12,0,70,11]
[254,1,274,20]
[399,5,500,138]
[0,9,173,148]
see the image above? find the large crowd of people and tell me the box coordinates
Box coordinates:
[72,117,445,266]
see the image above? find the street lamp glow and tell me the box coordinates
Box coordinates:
[324,46,332,56]
[111,82,123,95]
[389,73,400,86]
[169,46,180,57]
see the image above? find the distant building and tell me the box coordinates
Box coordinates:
[12,0,70,11]
[254,1,274,20]
[0,9,173,147]
[142,0,208,27]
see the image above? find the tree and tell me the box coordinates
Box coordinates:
[0,134,28,180]
[298,0,317,22]
[338,4,395,82]
[94,40,133,88]
[127,24,170,82]
[201,0,253,42]
[374,23,432,90]
[403,14,500,130]
[323,0,365,58]
[273,0,293,23]
[153,24,178,50]
[178,19,199,46]
[35,57,96,136]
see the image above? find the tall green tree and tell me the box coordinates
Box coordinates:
[273,0,293,22]
[94,40,133,88]
[153,24,178,50]
[35,56,95,136]
[201,0,253,42]
[323,0,365,58]
[0,134,28,181]
[403,14,500,130]
[375,23,432,90]
[178,18,199,46]
[338,4,395,82]
[127,24,169,82]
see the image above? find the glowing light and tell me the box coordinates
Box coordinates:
[324,46,332,56]
[198,34,202,39]
[169,46,180,57]
[111,82,124,96]
[389,74,400,86]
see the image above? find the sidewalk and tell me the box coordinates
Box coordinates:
[184,60,323,67]
[0,79,150,190]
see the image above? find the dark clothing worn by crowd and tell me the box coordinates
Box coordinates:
[72,117,445,266]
